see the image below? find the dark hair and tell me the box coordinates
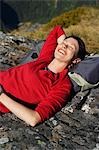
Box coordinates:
[65,35,87,60]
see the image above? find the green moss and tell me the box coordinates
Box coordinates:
[43,6,98,30]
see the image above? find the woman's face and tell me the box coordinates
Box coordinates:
[54,37,79,64]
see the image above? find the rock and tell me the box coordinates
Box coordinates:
[0,32,99,150]
[0,32,36,69]
[0,137,9,144]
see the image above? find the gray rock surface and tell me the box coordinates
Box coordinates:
[0,31,99,150]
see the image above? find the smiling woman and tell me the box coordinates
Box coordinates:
[48,36,84,74]
[0,26,87,127]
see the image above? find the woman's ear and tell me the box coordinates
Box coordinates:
[72,58,81,64]
[68,58,81,69]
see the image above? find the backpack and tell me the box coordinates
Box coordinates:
[64,54,99,113]
[19,40,45,64]
[68,54,99,93]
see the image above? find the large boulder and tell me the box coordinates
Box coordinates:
[0,32,99,150]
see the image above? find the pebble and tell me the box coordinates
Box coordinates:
[96,143,99,148]
[0,137,9,144]
[52,120,58,126]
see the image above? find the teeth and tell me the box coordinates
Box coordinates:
[59,49,65,55]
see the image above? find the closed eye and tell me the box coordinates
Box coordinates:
[63,42,75,51]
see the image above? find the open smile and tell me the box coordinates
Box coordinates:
[58,49,66,55]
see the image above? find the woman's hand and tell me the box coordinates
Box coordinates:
[57,34,66,44]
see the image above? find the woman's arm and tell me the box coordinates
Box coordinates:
[38,26,66,60]
[0,93,41,127]
[35,75,72,122]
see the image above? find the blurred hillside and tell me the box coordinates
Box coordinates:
[0,0,98,31]
[11,6,99,53]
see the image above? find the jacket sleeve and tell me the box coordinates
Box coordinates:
[35,76,72,122]
[38,26,66,60]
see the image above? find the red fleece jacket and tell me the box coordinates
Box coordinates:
[0,26,72,122]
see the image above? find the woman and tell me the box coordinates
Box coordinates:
[0,26,86,127]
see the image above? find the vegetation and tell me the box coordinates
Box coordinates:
[11,6,99,53]
[1,0,98,25]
